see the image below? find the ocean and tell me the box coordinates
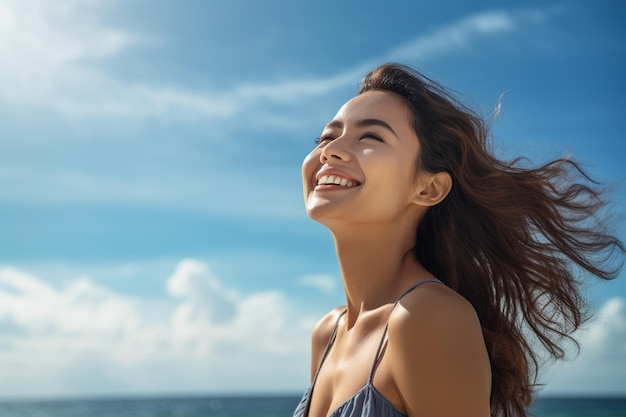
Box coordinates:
[0,395,624,417]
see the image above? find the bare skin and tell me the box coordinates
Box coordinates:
[302,90,491,417]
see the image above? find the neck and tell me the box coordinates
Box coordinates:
[330,221,431,325]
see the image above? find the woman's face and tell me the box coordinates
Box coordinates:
[302,90,425,227]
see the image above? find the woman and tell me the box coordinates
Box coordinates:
[293,63,624,417]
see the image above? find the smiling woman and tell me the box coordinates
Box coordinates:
[304,90,429,228]
[293,63,625,417]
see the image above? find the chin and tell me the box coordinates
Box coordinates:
[306,201,338,224]
[306,206,356,231]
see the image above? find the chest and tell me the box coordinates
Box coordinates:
[307,328,404,417]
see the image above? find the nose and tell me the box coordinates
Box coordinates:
[320,136,351,163]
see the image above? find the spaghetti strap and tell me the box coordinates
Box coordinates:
[367,278,443,383]
[311,309,347,387]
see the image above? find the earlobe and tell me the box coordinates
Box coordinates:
[414,172,452,207]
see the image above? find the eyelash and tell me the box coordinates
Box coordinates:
[314,133,383,145]
[314,136,334,145]
[362,132,383,142]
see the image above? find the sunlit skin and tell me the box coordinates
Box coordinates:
[301,90,491,417]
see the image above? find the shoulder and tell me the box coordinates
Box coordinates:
[312,306,346,348]
[309,306,346,379]
[388,282,485,365]
[390,281,480,336]
[387,281,491,416]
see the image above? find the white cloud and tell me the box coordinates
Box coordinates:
[542,297,626,395]
[298,274,338,294]
[0,261,316,397]
[167,259,238,325]
[0,266,138,335]
[1,263,624,398]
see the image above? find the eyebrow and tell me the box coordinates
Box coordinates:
[324,118,398,138]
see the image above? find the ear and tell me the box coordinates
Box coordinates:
[412,171,452,207]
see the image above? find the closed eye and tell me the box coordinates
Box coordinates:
[314,136,334,145]
[360,132,384,142]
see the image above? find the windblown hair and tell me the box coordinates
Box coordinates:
[359,63,624,417]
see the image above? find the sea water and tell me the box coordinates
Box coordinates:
[1,395,625,417]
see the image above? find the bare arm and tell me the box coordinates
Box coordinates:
[388,284,491,417]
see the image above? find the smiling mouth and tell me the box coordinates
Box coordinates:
[316,175,360,188]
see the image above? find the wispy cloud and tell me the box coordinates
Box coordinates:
[0,1,557,215]
[0,161,305,218]
[0,0,140,102]
[298,274,338,294]
[385,11,516,60]
[0,1,552,123]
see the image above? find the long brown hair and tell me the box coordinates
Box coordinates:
[359,63,624,417]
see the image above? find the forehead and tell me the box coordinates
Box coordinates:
[331,90,411,126]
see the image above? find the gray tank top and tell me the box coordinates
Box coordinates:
[292,279,443,417]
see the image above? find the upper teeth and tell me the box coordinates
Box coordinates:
[317,175,357,187]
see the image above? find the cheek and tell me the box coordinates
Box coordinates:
[301,151,320,188]
[369,156,419,203]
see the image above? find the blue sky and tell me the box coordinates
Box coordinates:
[0,0,624,399]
